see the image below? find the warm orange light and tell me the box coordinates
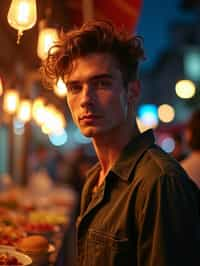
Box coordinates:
[7,0,37,44]
[158,104,175,123]
[54,78,67,97]
[41,105,66,135]
[17,99,32,122]
[3,90,19,114]
[37,27,59,60]
[32,97,46,125]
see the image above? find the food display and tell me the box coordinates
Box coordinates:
[0,185,77,265]
[0,249,32,266]
[0,252,23,265]
[0,225,26,246]
[17,235,49,253]
[23,222,56,234]
[17,235,53,266]
[28,211,68,225]
[0,191,20,210]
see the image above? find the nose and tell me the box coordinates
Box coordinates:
[80,82,95,108]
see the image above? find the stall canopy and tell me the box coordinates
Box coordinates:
[67,0,143,33]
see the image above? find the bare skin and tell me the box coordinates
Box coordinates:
[65,53,140,186]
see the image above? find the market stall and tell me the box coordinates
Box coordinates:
[0,179,77,266]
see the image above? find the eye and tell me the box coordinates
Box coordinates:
[91,78,113,89]
[66,83,82,94]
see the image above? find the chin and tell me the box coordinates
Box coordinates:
[80,127,103,138]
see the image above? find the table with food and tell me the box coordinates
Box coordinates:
[0,183,78,266]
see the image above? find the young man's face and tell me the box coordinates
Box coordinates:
[64,53,134,138]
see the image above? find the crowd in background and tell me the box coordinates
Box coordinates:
[27,108,200,203]
[28,144,97,199]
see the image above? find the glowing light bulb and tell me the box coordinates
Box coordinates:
[7,0,37,44]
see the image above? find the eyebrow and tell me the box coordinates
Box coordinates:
[65,73,113,85]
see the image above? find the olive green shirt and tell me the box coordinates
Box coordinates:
[76,130,200,266]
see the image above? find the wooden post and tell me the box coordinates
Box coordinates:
[20,121,31,186]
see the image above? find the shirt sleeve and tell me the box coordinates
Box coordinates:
[135,173,200,266]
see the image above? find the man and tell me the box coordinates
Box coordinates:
[181,109,200,188]
[43,20,200,266]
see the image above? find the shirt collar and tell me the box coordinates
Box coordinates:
[111,129,155,181]
[86,129,155,183]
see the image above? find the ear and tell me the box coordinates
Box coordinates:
[127,80,140,103]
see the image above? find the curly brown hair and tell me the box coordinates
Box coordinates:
[42,20,145,88]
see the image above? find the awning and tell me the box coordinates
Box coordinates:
[67,0,142,33]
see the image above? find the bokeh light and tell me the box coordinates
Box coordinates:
[161,137,175,153]
[175,80,196,99]
[158,104,175,123]
[54,78,67,97]
[138,104,158,128]
[48,129,68,146]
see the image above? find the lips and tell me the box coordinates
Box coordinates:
[79,113,100,120]
[79,113,101,122]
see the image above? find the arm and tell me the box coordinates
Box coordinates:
[135,174,200,266]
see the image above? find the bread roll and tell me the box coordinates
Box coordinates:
[17,235,49,253]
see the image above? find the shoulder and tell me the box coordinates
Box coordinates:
[135,144,189,184]
[133,145,198,201]
[133,146,199,223]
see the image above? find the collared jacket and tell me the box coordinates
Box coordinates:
[76,130,200,266]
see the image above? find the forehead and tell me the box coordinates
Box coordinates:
[65,53,120,81]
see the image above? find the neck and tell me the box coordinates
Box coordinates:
[92,122,140,182]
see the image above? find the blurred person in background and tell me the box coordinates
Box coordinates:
[181,109,200,189]
[42,20,200,266]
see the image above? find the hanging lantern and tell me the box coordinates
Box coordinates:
[37,27,59,60]
[7,0,37,44]
[3,89,19,114]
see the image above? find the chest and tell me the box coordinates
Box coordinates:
[76,178,137,266]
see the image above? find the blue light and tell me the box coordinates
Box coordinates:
[49,129,68,146]
[161,137,175,153]
[138,104,158,127]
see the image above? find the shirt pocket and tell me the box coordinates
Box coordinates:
[86,229,130,266]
